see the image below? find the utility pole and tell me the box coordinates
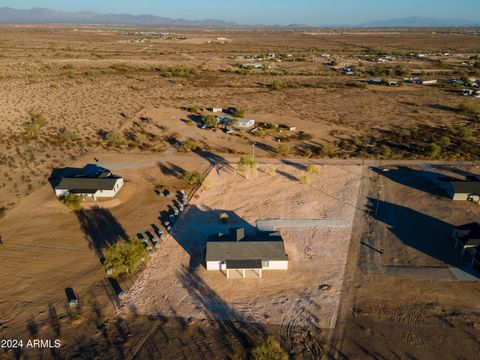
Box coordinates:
[252,142,256,161]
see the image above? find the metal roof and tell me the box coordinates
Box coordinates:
[451,181,480,194]
[55,177,120,191]
[455,222,480,247]
[206,240,288,262]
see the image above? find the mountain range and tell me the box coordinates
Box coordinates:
[0,7,478,28]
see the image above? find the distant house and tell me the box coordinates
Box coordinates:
[279,124,296,131]
[453,223,480,254]
[237,118,255,128]
[208,107,223,113]
[206,227,288,278]
[241,63,263,69]
[447,179,480,203]
[53,165,124,200]
[421,79,437,85]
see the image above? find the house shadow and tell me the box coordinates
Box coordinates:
[281,159,307,171]
[76,206,129,258]
[170,205,258,271]
[372,166,451,197]
[367,197,478,276]
[176,266,263,348]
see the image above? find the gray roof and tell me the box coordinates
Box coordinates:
[55,177,120,191]
[206,240,288,262]
[451,181,480,194]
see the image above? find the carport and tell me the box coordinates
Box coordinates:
[225,260,263,278]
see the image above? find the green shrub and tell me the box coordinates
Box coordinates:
[202,115,218,127]
[188,106,199,113]
[459,101,480,115]
[298,175,309,184]
[238,155,258,174]
[252,337,288,360]
[180,139,197,152]
[277,144,290,156]
[306,164,317,173]
[233,108,245,118]
[271,80,287,90]
[265,166,276,175]
[180,171,205,186]
[426,143,442,159]
[25,112,47,138]
[61,193,84,210]
[304,148,313,158]
[381,145,392,157]
[439,136,451,147]
[103,237,149,278]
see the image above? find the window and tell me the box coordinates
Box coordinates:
[262,260,269,268]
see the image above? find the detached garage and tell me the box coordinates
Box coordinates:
[206,227,288,278]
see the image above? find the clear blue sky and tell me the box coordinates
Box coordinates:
[1,0,479,25]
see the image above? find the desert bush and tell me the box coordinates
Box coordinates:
[277,144,290,156]
[459,101,480,115]
[426,143,442,159]
[180,171,205,186]
[381,145,392,157]
[252,337,288,360]
[106,132,124,146]
[238,155,258,174]
[24,112,47,138]
[306,164,317,173]
[180,139,197,152]
[232,108,245,118]
[439,136,451,147]
[188,106,199,113]
[103,237,149,278]
[271,80,288,90]
[61,193,84,210]
[298,175,309,184]
[202,115,218,127]
[319,143,336,157]
[265,166,276,175]
[304,148,314,158]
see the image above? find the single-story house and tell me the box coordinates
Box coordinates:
[206,227,288,278]
[422,79,437,85]
[237,118,255,128]
[452,222,480,254]
[447,180,480,203]
[54,166,124,200]
[208,107,223,113]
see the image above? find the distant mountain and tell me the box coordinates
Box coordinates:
[0,7,238,26]
[362,16,480,27]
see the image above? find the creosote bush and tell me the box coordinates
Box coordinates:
[61,193,84,210]
[180,171,205,186]
[251,337,288,360]
[103,237,149,278]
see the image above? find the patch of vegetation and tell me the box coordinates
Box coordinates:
[61,194,84,211]
[202,115,218,128]
[188,106,199,113]
[238,155,258,174]
[425,142,442,159]
[277,144,290,156]
[298,175,309,184]
[306,164,317,173]
[103,237,149,278]
[105,132,125,147]
[459,100,480,115]
[265,166,276,175]
[180,171,206,186]
[232,108,246,118]
[251,337,288,360]
[271,80,288,90]
[179,139,197,152]
[24,112,47,139]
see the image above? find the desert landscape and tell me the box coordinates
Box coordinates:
[0,22,479,360]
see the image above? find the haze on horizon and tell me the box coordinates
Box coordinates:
[1,0,480,26]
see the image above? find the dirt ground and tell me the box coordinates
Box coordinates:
[120,164,362,333]
[330,164,480,360]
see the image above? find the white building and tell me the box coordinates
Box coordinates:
[237,118,255,128]
[206,227,288,278]
[53,166,124,200]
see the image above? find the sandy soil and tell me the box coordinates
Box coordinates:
[120,163,362,331]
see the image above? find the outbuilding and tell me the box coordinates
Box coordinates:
[453,222,480,254]
[237,118,255,128]
[206,227,288,278]
[447,180,480,203]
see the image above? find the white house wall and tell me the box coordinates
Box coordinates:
[263,260,288,270]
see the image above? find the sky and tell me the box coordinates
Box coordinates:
[1,0,480,26]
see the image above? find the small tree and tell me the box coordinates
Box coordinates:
[180,139,197,152]
[232,108,245,118]
[439,136,451,147]
[460,101,480,115]
[103,238,149,278]
[304,148,313,158]
[426,143,442,159]
[265,166,276,175]
[306,164,317,173]
[381,145,392,158]
[202,115,218,127]
[252,337,288,360]
[277,144,290,156]
[61,194,84,211]
[298,175,309,184]
[227,118,239,127]
[238,155,258,174]
[180,171,206,186]
[271,80,287,90]
[219,213,229,224]
[188,106,199,113]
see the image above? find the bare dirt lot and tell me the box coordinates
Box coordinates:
[120,164,362,334]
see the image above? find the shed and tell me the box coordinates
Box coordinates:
[237,119,255,128]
